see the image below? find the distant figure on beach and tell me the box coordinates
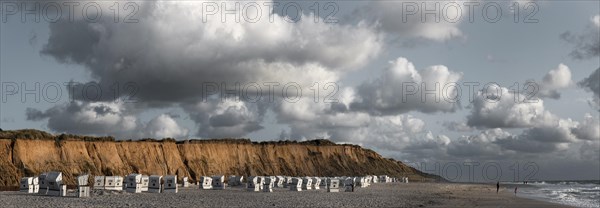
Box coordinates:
[514,187,518,196]
[496,181,500,194]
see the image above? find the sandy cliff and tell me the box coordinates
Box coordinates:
[0,129,440,187]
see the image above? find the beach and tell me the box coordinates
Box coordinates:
[0,182,570,207]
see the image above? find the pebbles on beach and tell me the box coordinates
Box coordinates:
[0,183,569,208]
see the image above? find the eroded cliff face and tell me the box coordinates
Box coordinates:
[0,130,439,187]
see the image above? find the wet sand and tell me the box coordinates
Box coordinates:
[0,182,570,207]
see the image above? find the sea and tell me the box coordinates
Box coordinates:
[506,180,600,208]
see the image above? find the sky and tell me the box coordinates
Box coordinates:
[0,0,599,182]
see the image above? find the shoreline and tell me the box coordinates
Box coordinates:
[499,183,583,208]
[0,182,572,207]
[426,182,572,208]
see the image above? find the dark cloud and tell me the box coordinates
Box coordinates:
[28,30,37,47]
[25,101,188,139]
[182,99,266,138]
[520,124,577,143]
[494,136,564,154]
[443,121,474,132]
[579,68,600,96]
[560,15,600,60]
[25,108,47,121]
[25,101,138,137]
[40,2,381,105]
[561,31,600,60]
[41,21,101,64]
[578,68,600,110]
[36,1,382,137]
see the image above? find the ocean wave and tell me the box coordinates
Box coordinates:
[517,181,600,208]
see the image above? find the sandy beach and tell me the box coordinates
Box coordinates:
[0,182,569,208]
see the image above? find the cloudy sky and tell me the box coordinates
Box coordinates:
[1,0,598,181]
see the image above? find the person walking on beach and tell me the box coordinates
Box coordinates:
[514,187,518,196]
[496,181,500,194]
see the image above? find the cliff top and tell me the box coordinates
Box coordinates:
[0,129,364,148]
